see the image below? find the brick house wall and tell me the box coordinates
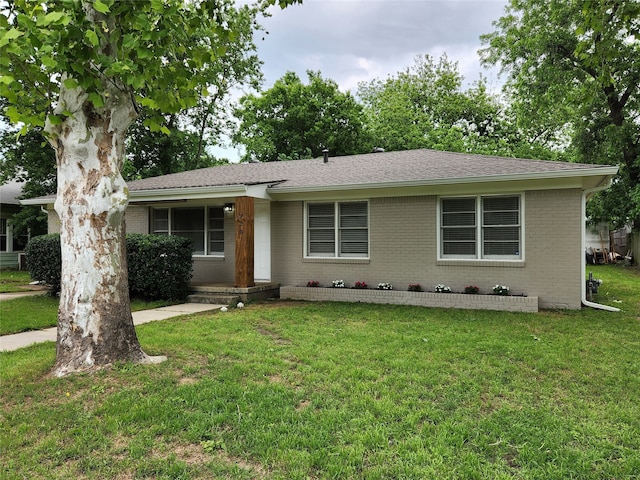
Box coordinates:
[271,188,583,309]
[48,205,150,235]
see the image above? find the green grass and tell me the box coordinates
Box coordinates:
[0,269,35,293]
[1,265,639,479]
[0,296,175,336]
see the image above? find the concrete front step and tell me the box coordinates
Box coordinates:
[187,294,240,305]
[189,283,280,303]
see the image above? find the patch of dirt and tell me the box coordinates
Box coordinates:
[152,442,269,478]
[503,452,520,470]
[296,399,311,411]
[113,471,135,480]
[479,392,504,414]
[268,374,284,384]
[172,443,211,466]
[178,377,198,385]
[111,434,130,462]
[255,325,291,345]
[214,450,269,479]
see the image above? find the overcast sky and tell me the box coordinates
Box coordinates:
[220,0,509,160]
[256,0,508,92]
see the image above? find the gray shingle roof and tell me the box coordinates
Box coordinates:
[0,181,24,205]
[127,148,615,192]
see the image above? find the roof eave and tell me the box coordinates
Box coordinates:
[268,167,620,196]
[20,196,54,206]
[129,183,272,203]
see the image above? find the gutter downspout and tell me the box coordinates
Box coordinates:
[581,181,620,312]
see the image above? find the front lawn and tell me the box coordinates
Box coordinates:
[0,269,35,293]
[0,296,175,336]
[1,265,639,479]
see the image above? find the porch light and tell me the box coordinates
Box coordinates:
[223,203,235,214]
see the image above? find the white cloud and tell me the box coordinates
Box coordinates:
[256,0,508,91]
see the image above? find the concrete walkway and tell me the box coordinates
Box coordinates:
[0,290,49,301]
[0,296,225,352]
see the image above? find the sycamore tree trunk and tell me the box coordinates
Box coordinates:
[45,82,165,377]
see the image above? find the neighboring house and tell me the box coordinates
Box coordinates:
[0,181,29,269]
[25,149,618,310]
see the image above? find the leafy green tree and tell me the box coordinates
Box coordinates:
[123,112,228,180]
[123,2,261,179]
[357,54,557,159]
[0,0,298,376]
[2,0,260,185]
[233,70,369,162]
[480,0,640,230]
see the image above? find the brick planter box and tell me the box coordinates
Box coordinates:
[280,286,538,313]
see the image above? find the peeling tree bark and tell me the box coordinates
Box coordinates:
[45,82,165,377]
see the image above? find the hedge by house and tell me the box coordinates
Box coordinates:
[25,234,193,300]
[24,234,63,296]
[126,233,193,300]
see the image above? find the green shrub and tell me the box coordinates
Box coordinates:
[127,234,193,300]
[24,234,61,295]
[25,233,194,301]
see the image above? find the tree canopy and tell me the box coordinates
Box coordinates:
[357,54,556,160]
[480,0,640,230]
[0,0,276,132]
[233,70,369,162]
[123,111,227,180]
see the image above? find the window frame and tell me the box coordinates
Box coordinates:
[438,194,523,261]
[0,218,7,252]
[304,200,370,259]
[151,206,225,257]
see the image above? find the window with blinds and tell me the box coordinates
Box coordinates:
[0,218,6,251]
[307,201,369,258]
[339,202,368,256]
[151,206,224,256]
[172,208,205,254]
[441,198,476,256]
[482,196,520,257]
[308,203,336,256]
[440,195,521,260]
[208,207,225,254]
[152,209,169,235]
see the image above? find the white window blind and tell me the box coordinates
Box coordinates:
[308,203,336,256]
[441,198,476,256]
[339,202,368,256]
[482,196,520,257]
[440,195,521,259]
[307,201,368,257]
